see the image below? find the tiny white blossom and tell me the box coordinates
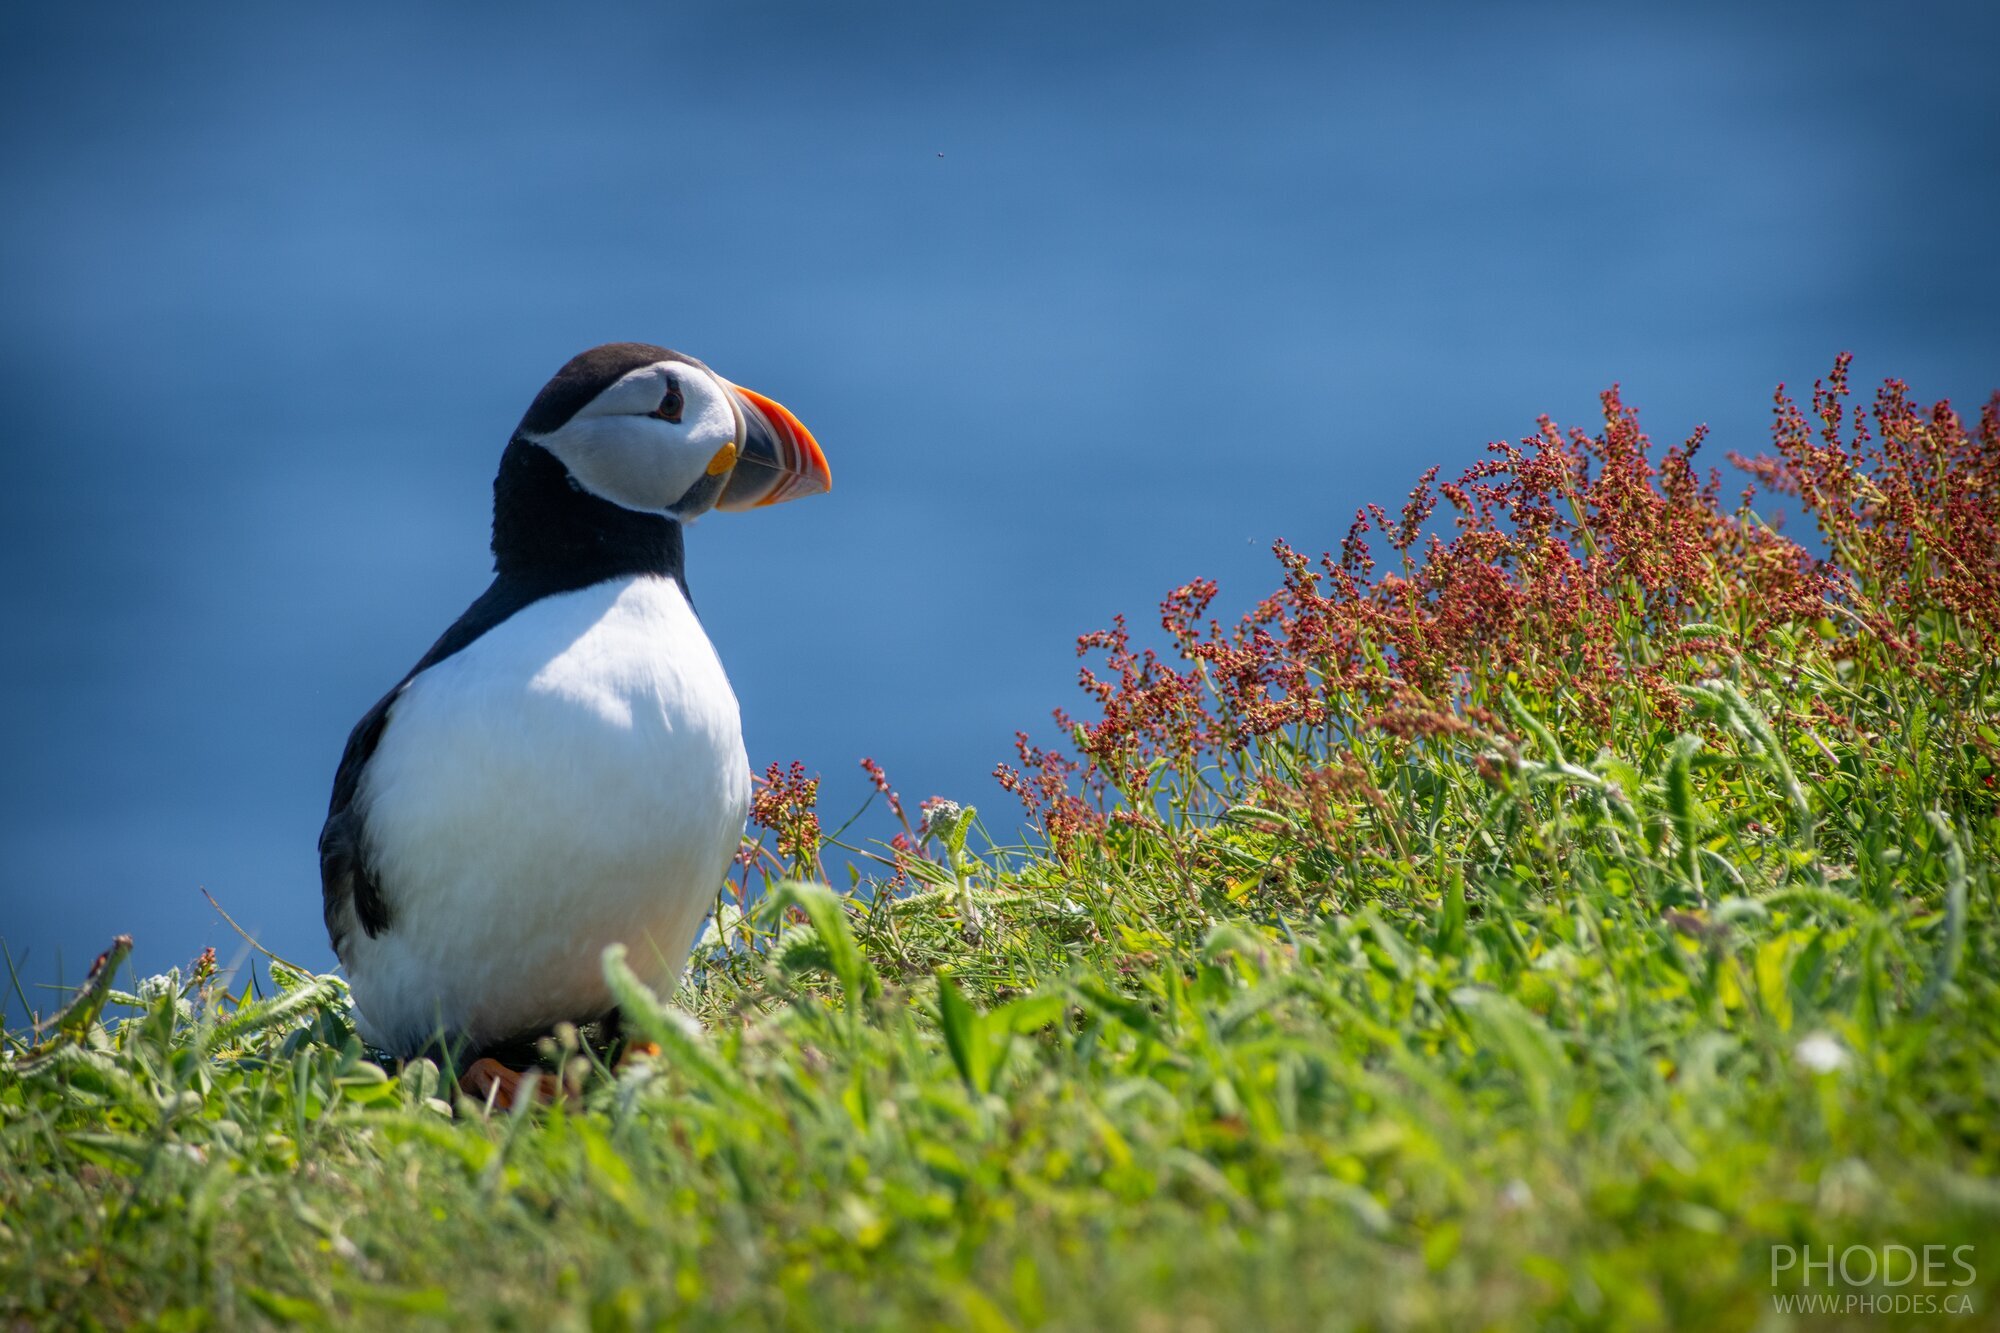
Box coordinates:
[919,799,964,841]
[134,970,181,1004]
[1794,1032,1850,1074]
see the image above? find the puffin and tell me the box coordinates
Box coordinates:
[319,342,829,1100]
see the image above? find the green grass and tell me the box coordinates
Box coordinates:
[5,370,1997,1329]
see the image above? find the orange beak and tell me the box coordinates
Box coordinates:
[715,383,832,511]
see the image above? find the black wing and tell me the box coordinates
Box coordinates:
[318,576,557,962]
[319,688,400,960]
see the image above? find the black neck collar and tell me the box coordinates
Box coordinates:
[489,437,687,594]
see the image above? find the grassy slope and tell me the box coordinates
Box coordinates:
[5,368,1998,1330]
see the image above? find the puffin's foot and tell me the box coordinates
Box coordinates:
[599,1007,660,1068]
[458,1057,554,1110]
[620,1040,661,1066]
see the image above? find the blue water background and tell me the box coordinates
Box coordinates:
[3,1,1995,997]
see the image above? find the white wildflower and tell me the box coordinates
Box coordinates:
[919,799,966,842]
[1793,1032,1850,1074]
[134,970,182,1004]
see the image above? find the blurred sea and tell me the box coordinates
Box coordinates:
[2,0,1994,997]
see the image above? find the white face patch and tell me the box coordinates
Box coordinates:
[524,361,739,515]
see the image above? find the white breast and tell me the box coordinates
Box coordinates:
[341,574,750,1057]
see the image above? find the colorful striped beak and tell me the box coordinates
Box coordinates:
[715,383,832,511]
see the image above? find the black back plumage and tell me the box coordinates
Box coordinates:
[319,349,696,962]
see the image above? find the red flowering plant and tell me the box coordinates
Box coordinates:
[997,360,1998,917]
[1732,356,2000,681]
[749,760,823,879]
[724,749,977,980]
[744,758,947,887]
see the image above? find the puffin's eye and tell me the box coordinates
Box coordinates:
[651,378,685,424]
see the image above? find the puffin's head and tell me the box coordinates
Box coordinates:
[514,342,830,520]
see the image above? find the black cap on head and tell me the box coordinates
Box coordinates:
[515,342,703,437]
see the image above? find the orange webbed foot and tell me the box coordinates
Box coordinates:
[459,1057,554,1110]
